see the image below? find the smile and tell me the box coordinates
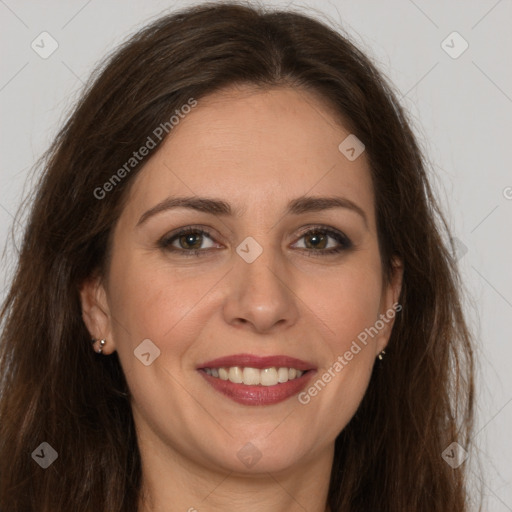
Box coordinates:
[203,366,305,386]
[198,354,316,406]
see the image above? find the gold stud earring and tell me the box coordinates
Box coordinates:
[378,349,386,361]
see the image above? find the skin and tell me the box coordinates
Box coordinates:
[80,84,403,512]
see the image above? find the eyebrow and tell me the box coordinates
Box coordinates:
[136,195,368,228]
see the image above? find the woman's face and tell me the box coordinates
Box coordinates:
[81,85,402,475]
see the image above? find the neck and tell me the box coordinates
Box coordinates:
[136,432,334,512]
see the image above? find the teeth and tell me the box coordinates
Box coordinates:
[204,366,305,385]
[260,367,278,386]
[242,367,260,385]
[277,367,289,383]
[228,366,243,383]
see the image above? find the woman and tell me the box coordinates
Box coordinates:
[0,2,478,511]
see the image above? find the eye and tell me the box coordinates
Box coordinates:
[158,227,219,256]
[158,225,353,257]
[292,226,353,256]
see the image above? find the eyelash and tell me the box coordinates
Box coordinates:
[157,225,353,258]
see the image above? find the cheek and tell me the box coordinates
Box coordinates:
[303,258,383,351]
[297,254,382,426]
[106,253,229,380]
[108,254,201,339]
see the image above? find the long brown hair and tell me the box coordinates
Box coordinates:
[0,2,478,510]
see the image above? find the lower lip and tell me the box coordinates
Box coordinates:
[199,370,315,406]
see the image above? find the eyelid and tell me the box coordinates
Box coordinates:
[158,225,222,252]
[158,224,353,256]
[291,224,353,253]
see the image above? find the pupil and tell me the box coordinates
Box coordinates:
[181,233,201,249]
[307,232,326,249]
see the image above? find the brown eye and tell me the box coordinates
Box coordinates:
[177,232,205,250]
[303,230,329,249]
[158,227,219,256]
[293,226,352,255]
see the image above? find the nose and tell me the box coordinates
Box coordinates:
[222,243,300,334]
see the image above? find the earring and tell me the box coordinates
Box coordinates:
[92,338,107,354]
[377,349,386,360]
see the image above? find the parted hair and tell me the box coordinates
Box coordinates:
[0,2,478,511]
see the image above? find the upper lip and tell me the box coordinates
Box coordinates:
[198,353,316,371]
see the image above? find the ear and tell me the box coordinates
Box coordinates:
[79,273,117,355]
[375,256,403,356]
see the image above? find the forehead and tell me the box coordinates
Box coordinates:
[122,85,375,227]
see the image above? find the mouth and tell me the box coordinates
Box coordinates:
[202,366,306,385]
[197,353,316,406]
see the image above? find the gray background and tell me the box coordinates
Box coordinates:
[1,1,511,510]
